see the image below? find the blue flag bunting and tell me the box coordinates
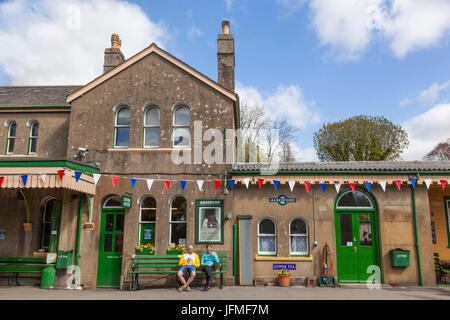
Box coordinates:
[130,178,137,189]
[320,183,327,192]
[180,180,187,191]
[21,175,28,186]
[75,171,82,183]
[409,178,417,189]
[273,180,280,190]
[228,179,235,190]
[365,182,372,192]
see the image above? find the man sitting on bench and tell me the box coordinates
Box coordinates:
[177,245,200,292]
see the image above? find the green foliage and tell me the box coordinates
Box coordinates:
[313,115,409,161]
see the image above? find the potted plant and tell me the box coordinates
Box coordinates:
[278,269,290,287]
[135,243,155,255]
[19,189,32,231]
[167,244,186,255]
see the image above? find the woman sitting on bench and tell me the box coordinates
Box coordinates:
[201,244,219,292]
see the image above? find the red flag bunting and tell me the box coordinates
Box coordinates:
[349,183,357,193]
[57,170,65,181]
[441,180,447,190]
[164,180,171,190]
[0,177,4,187]
[258,178,264,189]
[394,180,402,190]
[112,176,119,187]
[305,182,311,192]
[213,180,221,190]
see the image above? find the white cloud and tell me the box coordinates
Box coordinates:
[400,80,450,106]
[225,0,235,11]
[0,0,168,85]
[306,0,450,60]
[290,144,318,162]
[187,25,204,40]
[402,103,450,160]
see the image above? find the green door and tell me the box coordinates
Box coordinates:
[335,211,380,282]
[97,209,125,288]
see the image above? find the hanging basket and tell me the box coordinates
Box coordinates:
[278,275,290,287]
[23,222,32,231]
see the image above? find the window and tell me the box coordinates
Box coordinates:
[336,190,373,209]
[290,218,309,255]
[169,196,187,245]
[28,121,39,154]
[103,195,122,208]
[40,198,55,251]
[139,196,156,246]
[144,106,160,148]
[258,218,276,255]
[114,107,130,148]
[446,198,450,247]
[6,122,16,155]
[173,106,190,148]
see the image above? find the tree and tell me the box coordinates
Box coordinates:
[424,139,450,161]
[313,115,409,161]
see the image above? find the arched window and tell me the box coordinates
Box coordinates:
[169,196,187,245]
[139,196,156,246]
[336,190,373,209]
[290,218,309,255]
[6,121,16,155]
[28,121,39,154]
[173,105,190,148]
[144,106,160,148]
[114,107,130,148]
[258,218,276,255]
[40,198,55,251]
[103,195,122,208]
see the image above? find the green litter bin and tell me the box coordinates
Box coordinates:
[41,264,56,289]
[391,249,410,267]
[56,250,73,269]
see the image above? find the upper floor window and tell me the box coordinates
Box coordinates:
[144,106,160,148]
[289,218,309,255]
[28,121,39,154]
[114,107,130,148]
[258,218,277,255]
[173,105,190,148]
[6,121,16,155]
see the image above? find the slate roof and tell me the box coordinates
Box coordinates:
[231,161,450,173]
[0,86,82,107]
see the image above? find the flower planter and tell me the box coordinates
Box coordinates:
[279,275,290,287]
[135,248,155,255]
[167,249,183,255]
[23,222,32,231]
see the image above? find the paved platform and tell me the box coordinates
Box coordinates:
[0,285,449,300]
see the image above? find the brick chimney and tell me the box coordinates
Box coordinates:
[103,33,125,73]
[217,20,235,92]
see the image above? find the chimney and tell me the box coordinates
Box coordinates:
[103,33,125,73]
[217,20,235,92]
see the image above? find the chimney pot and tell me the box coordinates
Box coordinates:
[222,19,230,34]
[104,33,125,73]
[111,33,121,49]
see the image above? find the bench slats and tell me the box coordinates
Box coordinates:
[128,270,227,274]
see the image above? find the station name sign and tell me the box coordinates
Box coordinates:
[273,264,296,270]
[269,195,296,206]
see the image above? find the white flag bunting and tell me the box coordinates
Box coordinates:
[424,179,431,189]
[197,180,204,191]
[146,179,154,191]
[243,178,250,189]
[288,181,295,192]
[335,183,341,193]
[93,174,101,185]
[380,181,386,192]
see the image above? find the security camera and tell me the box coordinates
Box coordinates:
[78,147,88,152]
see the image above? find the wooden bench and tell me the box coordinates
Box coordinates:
[0,257,48,286]
[124,254,227,291]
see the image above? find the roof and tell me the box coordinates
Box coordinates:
[0,86,82,107]
[66,43,237,103]
[231,161,450,174]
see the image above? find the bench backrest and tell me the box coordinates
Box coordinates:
[132,254,227,269]
[0,257,46,264]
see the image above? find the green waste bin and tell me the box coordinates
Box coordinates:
[391,249,410,267]
[41,264,56,289]
[56,250,73,269]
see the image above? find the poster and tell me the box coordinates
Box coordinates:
[144,229,152,240]
[0,230,4,240]
[196,200,224,243]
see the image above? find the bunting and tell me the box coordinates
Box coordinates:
[75,171,82,183]
[288,181,295,192]
[320,183,326,193]
[334,183,341,193]
[57,170,65,181]
[180,180,187,191]
[305,182,311,192]
[273,180,280,190]
[112,176,119,188]
[93,174,101,185]
[146,179,154,191]
[164,180,171,190]
[0,177,4,187]
[409,178,417,189]
[365,182,372,193]
[380,181,387,192]
[349,183,357,193]
[197,180,204,191]
[258,178,264,190]
[243,178,250,189]
[21,175,28,186]
[130,178,137,189]
[227,180,234,190]
[424,179,431,189]
[40,174,47,183]
[213,180,221,190]
[394,180,402,191]
[441,180,447,190]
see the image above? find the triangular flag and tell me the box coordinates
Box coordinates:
[213,180,221,190]
[0,177,4,187]
[57,170,65,181]
[409,178,417,189]
[380,181,387,192]
[21,175,28,186]
[288,181,295,192]
[258,178,264,189]
[130,178,137,189]
[75,171,82,183]
[243,178,250,189]
[394,180,402,191]
[320,183,327,192]
[441,180,447,190]
[305,182,311,192]
[164,180,171,190]
[93,174,101,185]
[197,180,204,191]
[112,176,119,188]
[146,179,154,191]
[335,183,341,193]
[180,180,187,191]
[365,182,372,193]
[273,180,280,190]
[228,179,235,190]
[40,174,47,183]
[349,183,357,193]
[424,179,431,189]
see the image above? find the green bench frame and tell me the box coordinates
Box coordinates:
[125,254,227,291]
[0,257,48,286]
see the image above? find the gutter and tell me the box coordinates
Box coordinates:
[411,176,423,286]
[75,194,84,267]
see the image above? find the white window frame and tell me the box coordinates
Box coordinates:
[6,121,16,155]
[289,218,309,256]
[143,106,160,148]
[103,195,122,208]
[336,190,374,210]
[28,121,39,154]
[172,105,190,148]
[114,106,130,148]
[257,218,277,255]
[169,195,187,246]
[139,196,157,245]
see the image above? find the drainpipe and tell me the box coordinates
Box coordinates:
[75,194,84,267]
[411,177,423,286]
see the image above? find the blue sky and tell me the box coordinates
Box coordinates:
[0,0,449,160]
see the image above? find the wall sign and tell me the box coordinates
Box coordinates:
[273,264,296,270]
[121,195,132,208]
[269,195,296,206]
[144,229,152,240]
[196,199,224,244]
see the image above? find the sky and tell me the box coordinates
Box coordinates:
[0,0,449,161]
